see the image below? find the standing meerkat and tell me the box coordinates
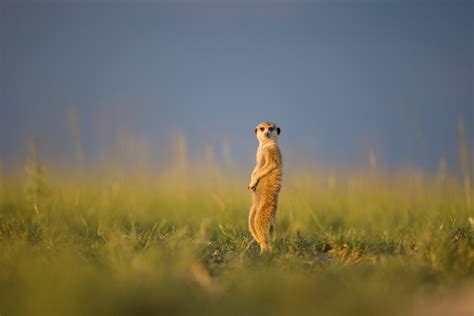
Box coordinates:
[248,121,282,253]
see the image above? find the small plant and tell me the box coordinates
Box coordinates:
[24,139,50,215]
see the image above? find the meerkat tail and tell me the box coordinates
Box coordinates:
[248,205,260,243]
[259,241,269,254]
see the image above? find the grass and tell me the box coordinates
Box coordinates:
[0,158,473,316]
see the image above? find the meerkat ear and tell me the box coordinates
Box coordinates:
[255,128,258,134]
[277,127,281,135]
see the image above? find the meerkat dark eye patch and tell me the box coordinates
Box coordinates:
[277,127,281,135]
[268,127,274,132]
[259,127,265,132]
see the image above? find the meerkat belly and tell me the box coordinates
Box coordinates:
[256,169,282,196]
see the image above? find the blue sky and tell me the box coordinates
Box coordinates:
[1,1,473,170]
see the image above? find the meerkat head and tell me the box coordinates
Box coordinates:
[254,121,280,143]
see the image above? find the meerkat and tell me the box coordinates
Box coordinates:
[248,121,282,253]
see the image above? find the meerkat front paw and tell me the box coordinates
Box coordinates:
[248,181,257,191]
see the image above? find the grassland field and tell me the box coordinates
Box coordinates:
[0,156,473,316]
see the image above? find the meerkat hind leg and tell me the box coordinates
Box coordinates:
[255,203,275,254]
[269,223,276,245]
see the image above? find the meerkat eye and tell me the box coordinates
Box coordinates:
[268,127,274,133]
[259,127,265,132]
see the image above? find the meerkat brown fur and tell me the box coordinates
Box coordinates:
[248,121,282,253]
